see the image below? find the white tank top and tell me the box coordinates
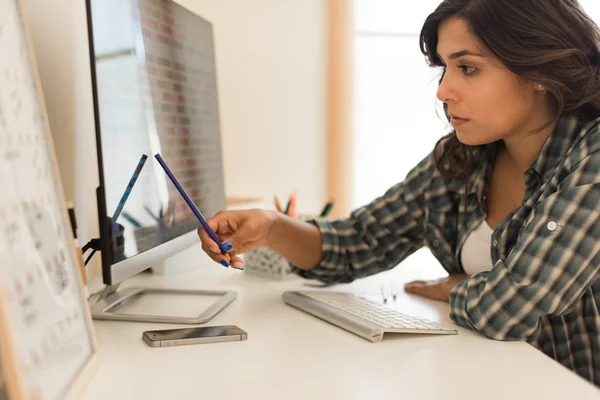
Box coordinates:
[460,220,494,276]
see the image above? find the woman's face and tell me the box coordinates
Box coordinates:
[436,16,549,146]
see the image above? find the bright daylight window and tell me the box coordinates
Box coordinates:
[352,0,600,208]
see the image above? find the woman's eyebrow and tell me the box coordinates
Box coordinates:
[437,49,486,61]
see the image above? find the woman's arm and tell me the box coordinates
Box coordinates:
[267,213,323,270]
[287,153,437,284]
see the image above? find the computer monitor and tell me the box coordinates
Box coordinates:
[85,0,235,323]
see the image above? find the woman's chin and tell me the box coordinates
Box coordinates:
[456,130,494,146]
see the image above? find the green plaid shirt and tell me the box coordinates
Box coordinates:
[292,114,600,385]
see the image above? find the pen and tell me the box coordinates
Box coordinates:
[154,153,227,255]
[285,192,298,218]
[111,154,148,225]
[381,283,388,305]
[122,211,143,228]
[158,206,166,229]
[274,194,283,213]
[144,205,160,223]
[319,199,335,217]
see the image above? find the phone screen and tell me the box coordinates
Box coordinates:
[145,325,246,341]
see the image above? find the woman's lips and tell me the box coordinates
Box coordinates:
[451,116,469,127]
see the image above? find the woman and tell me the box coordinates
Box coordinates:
[199,0,600,386]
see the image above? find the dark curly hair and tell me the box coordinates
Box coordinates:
[420,0,600,181]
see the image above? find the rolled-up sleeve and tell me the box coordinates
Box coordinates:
[449,153,600,341]
[291,154,435,283]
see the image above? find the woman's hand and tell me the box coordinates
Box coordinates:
[198,209,278,269]
[404,274,470,302]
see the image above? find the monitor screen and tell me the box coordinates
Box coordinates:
[86,0,226,284]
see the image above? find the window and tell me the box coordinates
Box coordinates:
[352,1,447,209]
[352,0,600,209]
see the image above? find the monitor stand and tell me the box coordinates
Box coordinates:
[88,283,237,324]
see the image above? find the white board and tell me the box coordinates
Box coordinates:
[0,1,98,399]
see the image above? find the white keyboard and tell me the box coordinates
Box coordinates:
[282,290,457,342]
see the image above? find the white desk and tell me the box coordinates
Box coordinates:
[82,247,600,399]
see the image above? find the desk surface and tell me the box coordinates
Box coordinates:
[81,247,600,400]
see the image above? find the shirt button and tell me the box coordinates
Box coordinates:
[547,221,558,231]
[493,240,498,247]
[432,240,440,248]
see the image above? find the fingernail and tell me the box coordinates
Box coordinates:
[223,242,233,252]
[233,261,244,269]
[220,260,229,268]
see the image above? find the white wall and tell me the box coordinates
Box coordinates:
[22,0,101,276]
[22,0,327,278]
[178,0,327,215]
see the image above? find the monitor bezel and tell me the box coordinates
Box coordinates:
[84,0,218,286]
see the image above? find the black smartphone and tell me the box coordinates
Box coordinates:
[142,325,247,347]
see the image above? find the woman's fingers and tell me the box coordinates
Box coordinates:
[197,212,235,268]
[201,243,231,266]
[404,280,427,289]
[230,255,244,270]
[197,218,223,251]
[197,209,270,271]
[406,285,432,298]
[404,280,439,298]
[200,233,243,269]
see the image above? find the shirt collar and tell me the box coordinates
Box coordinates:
[468,113,589,196]
[529,114,586,180]
[467,143,496,197]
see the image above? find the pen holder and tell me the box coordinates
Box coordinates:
[243,246,292,280]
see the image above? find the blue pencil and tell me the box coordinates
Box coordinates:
[121,211,143,228]
[144,205,160,223]
[111,154,148,225]
[154,153,227,255]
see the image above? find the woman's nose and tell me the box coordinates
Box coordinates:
[436,72,456,103]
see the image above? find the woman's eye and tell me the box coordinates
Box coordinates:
[459,65,476,75]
